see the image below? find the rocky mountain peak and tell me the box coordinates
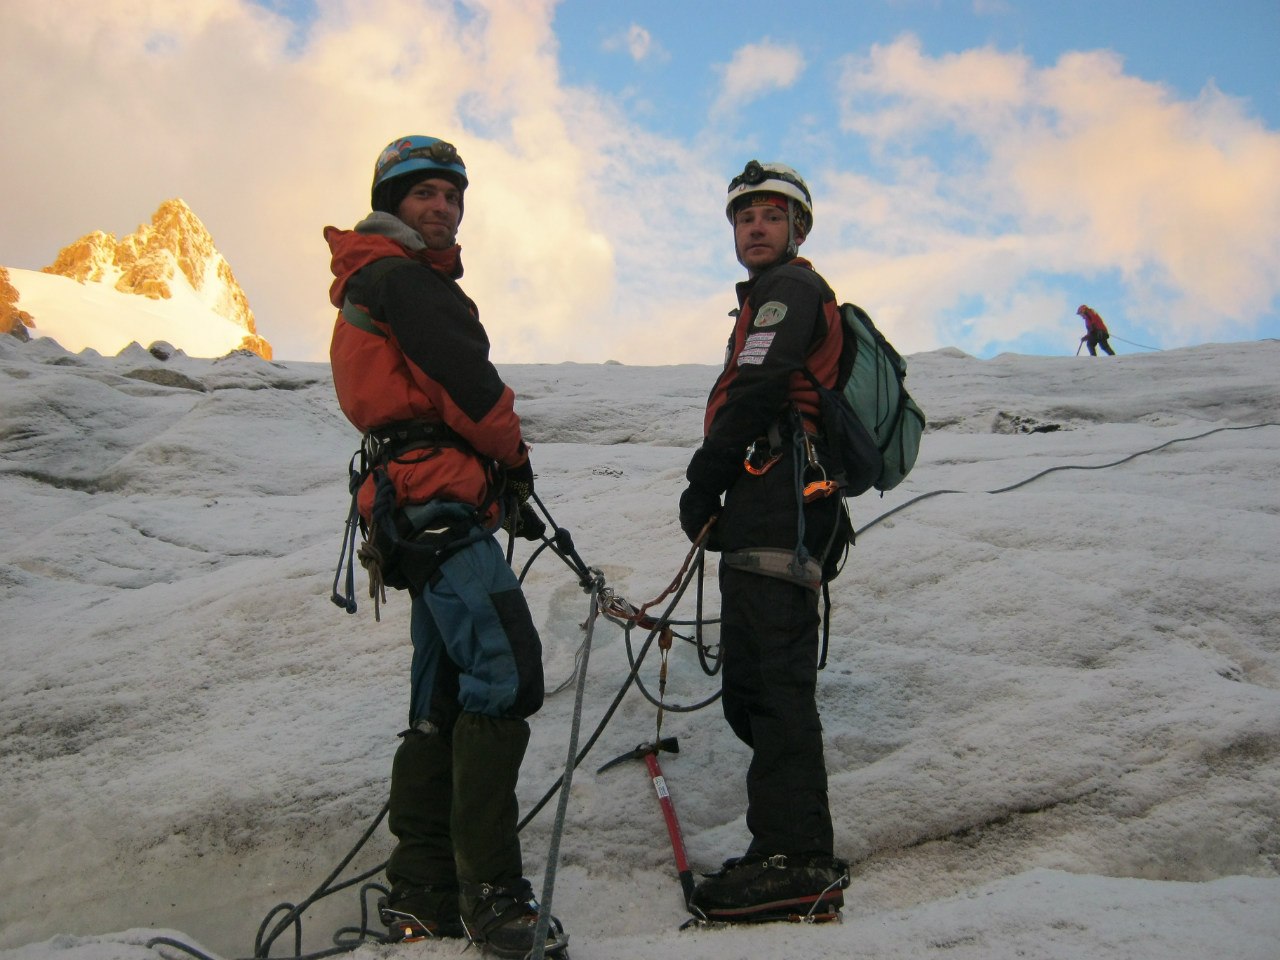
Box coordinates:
[1,266,35,340]
[41,199,271,359]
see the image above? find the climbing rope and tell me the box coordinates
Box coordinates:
[857,421,1279,537]
[158,498,716,960]
[158,421,1279,960]
[1110,335,1161,351]
[530,571,603,960]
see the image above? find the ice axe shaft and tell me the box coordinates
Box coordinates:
[597,737,694,907]
[643,749,696,906]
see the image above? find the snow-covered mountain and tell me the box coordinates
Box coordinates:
[1,199,271,360]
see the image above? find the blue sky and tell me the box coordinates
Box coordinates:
[3,0,1278,362]
[553,1,1280,135]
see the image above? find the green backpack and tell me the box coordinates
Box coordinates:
[805,303,926,495]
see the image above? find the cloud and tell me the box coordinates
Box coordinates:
[602,23,667,64]
[833,35,1280,352]
[6,8,1274,366]
[0,0,729,364]
[711,40,806,118]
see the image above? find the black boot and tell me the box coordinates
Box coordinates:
[459,878,568,958]
[383,727,462,939]
[689,854,849,923]
[378,884,464,941]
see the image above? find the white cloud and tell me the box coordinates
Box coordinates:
[0,0,726,364]
[603,23,666,64]
[833,35,1280,352]
[711,40,806,118]
[6,8,1275,365]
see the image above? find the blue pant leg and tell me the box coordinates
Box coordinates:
[408,590,461,731]
[420,534,545,719]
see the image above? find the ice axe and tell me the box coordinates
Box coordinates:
[598,737,695,907]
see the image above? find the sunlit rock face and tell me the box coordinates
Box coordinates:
[41,198,271,359]
[1,266,35,340]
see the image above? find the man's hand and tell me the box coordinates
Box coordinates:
[679,485,721,546]
[506,459,535,504]
[502,500,546,541]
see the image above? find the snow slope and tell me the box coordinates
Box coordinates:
[8,268,255,360]
[1,333,1278,960]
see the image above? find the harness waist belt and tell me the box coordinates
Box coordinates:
[365,418,473,462]
[722,547,823,591]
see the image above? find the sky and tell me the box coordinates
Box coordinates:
[2,0,1279,365]
[3,299,1280,958]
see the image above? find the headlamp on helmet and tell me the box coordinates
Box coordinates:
[371,135,469,214]
[725,159,813,233]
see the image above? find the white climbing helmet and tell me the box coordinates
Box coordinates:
[725,160,814,233]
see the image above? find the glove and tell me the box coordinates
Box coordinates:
[505,458,535,504]
[686,442,742,495]
[679,485,721,547]
[503,500,546,541]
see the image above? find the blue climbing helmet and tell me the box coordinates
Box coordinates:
[371,135,468,215]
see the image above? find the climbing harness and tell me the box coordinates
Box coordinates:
[330,419,501,620]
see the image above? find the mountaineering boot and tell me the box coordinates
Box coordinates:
[459,877,568,958]
[689,854,850,923]
[383,725,463,940]
[451,712,568,956]
[378,884,464,941]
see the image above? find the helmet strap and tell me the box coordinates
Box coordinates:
[785,200,803,258]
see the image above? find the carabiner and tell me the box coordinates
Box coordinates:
[744,438,782,476]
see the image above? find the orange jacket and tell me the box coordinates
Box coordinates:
[326,218,528,523]
[1080,306,1109,336]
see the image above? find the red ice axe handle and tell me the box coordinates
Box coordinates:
[644,751,695,906]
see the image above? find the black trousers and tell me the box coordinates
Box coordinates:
[713,437,839,859]
[719,564,833,858]
[1087,332,1115,355]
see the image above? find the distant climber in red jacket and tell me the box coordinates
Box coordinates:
[1078,305,1116,356]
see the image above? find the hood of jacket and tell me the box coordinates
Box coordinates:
[325,211,463,307]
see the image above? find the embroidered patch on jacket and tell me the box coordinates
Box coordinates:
[738,331,776,366]
[753,301,788,328]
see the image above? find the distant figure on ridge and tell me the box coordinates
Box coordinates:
[325,135,566,957]
[678,160,852,924]
[1078,304,1116,356]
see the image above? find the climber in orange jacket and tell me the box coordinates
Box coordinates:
[1078,304,1116,356]
[325,135,565,958]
